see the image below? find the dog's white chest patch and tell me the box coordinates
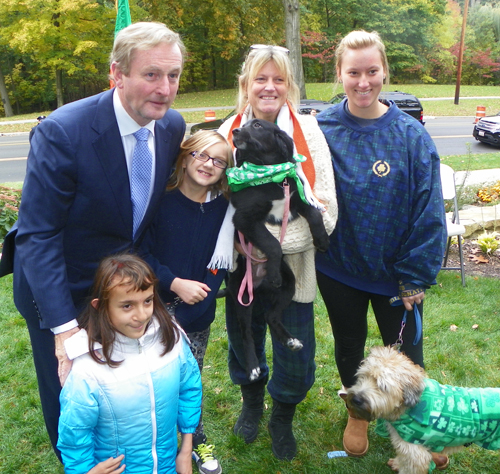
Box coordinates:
[269,196,292,222]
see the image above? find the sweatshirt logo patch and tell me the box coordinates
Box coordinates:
[372,160,390,177]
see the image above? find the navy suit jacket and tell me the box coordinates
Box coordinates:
[2,89,185,329]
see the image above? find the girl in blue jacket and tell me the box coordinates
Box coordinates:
[141,130,233,474]
[57,253,202,474]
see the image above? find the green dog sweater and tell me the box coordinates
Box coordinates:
[376,378,500,472]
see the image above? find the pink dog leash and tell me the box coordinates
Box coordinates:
[237,181,291,306]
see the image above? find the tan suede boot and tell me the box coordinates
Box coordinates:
[343,408,369,457]
[338,388,369,457]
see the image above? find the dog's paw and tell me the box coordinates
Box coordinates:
[387,458,399,472]
[249,367,261,381]
[287,338,303,351]
[314,234,330,253]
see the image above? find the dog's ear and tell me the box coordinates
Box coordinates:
[402,384,424,408]
[401,365,426,407]
[274,129,294,163]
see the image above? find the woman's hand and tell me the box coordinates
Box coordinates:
[87,455,125,474]
[170,278,210,305]
[401,292,425,311]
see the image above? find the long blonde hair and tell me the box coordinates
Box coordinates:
[236,46,300,113]
[167,130,233,199]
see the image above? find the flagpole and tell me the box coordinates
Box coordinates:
[110,0,132,88]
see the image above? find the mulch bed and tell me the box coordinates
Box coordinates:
[444,239,500,279]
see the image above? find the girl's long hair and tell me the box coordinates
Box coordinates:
[78,253,180,367]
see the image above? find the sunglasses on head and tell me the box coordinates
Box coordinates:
[250,44,290,55]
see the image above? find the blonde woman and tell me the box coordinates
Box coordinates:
[217,44,338,461]
[316,31,446,466]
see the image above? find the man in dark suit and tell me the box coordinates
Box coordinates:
[0,22,186,459]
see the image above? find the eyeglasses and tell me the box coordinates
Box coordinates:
[190,151,228,170]
[250,44,290,55]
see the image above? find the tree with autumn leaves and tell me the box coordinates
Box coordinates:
[1,0,500,116]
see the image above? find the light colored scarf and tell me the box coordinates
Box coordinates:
[207,103,323,270]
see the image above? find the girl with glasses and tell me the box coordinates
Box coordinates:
[140,130,233,474]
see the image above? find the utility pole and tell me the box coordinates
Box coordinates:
[454,0,469,105]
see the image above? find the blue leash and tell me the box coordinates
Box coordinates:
[390,298,423,349]
[404,304,422,346]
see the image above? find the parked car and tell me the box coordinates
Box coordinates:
[189,91,425,134]
[298,91,425,125]
[190,110,236,135]
[473,112,500,147]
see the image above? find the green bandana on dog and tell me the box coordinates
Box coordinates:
[226,154,309,205]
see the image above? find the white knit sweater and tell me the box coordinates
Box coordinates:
[219,112,338,302]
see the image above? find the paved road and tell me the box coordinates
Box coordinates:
[0,135,29,183]
[424,116,495,156]
[0,116,498,183]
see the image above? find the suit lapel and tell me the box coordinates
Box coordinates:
[91,89,132,233]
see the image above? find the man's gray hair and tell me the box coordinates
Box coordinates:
[110,22,186,76]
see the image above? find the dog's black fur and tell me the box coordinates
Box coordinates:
[228,119,329,381]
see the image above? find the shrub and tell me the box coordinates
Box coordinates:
[0,186,22,245]
[477,232,499,256]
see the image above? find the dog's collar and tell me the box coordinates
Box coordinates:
[226,155,309,204]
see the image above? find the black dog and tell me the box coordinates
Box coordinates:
[227,119,329,381]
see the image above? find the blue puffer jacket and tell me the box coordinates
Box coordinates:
[57,318,202,474]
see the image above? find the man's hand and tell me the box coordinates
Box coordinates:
[401,292,425,311]
[170,278,210,305]
[54,326,81,386]
[87,455,125,474]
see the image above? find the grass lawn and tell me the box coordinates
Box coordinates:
[1,83,500,472]
[441,152,500,172]
[1,272,500,473]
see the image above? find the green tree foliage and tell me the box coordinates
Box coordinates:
[2,0,500,117]
[301,30,339,82]
[428,1,500,85]
[302,0,447,82]
[144,0,284,92]
[0,0,116,111]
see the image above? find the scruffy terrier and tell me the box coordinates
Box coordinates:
[345,346,500,473]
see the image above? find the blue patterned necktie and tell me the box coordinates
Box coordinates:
[131,128,152,238]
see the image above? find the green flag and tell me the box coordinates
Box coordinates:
[114,0,132,38]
